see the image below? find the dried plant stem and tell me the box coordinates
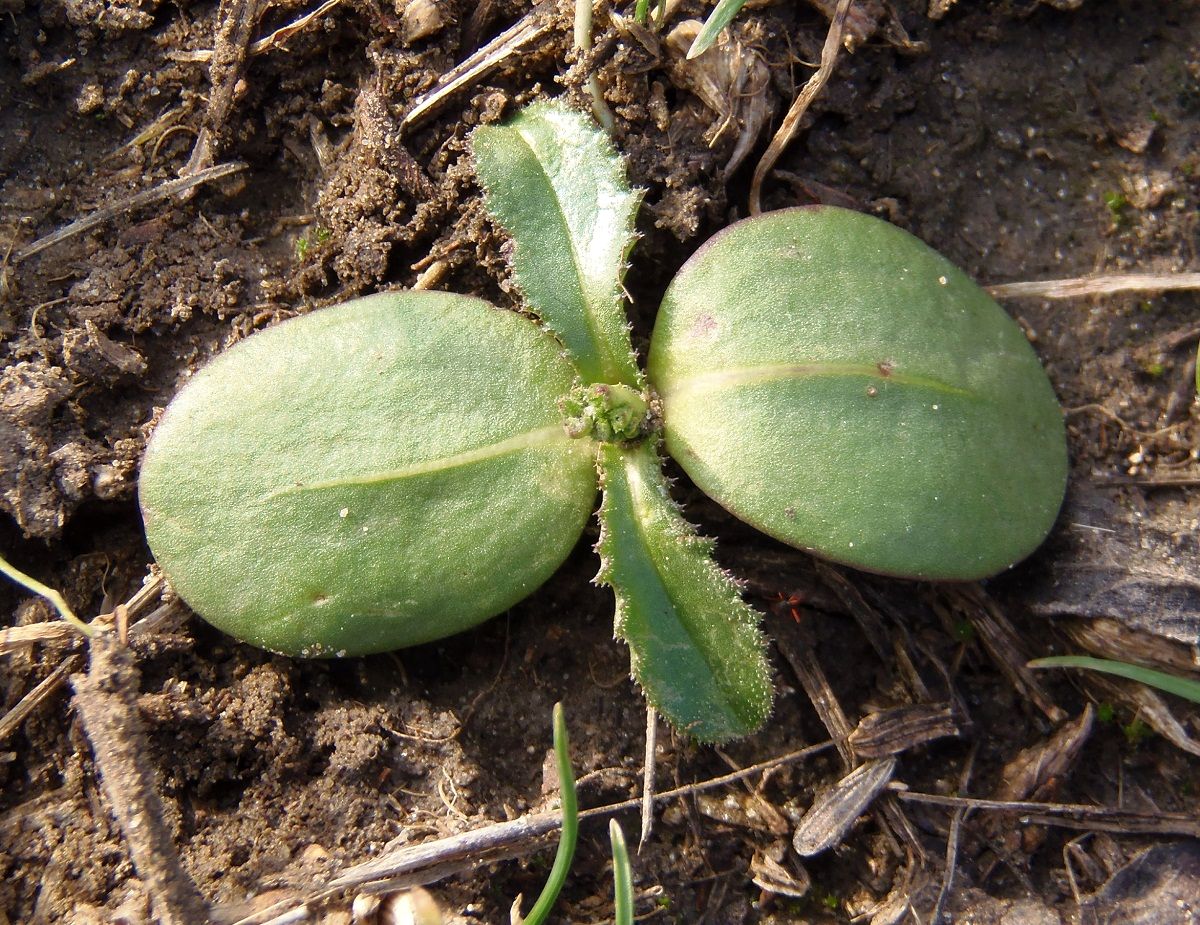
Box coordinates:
[72,634,210,925]
[748,0,853,215]
[893,789,1200,838]
[638,706,657,850]
[229,740,836,925]
[0,554,93,635]
[0,657,81,744]
[14,162,246,262]
[575,0,615,132]
[987,271,1200,300]
[401,1,556,132]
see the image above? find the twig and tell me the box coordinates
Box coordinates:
[930,743,977,925]
[169,0,349,63]
[574,0,615,132]
[401,0,558,132]
[13,162,247,262]
[639,706,657,851]
[891,789,1200,838]
[1,574,168,654]
[183,0,261,178]
[0,657,81,744]
[72,633,210,925]
[228,740,837,925]
[748,0,853,215]
[987,271,1200,300]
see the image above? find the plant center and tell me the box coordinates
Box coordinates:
[560,383,653,444]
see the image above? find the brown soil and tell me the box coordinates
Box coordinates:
[2,1,1199,923]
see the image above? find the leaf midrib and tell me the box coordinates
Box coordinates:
[263,424,573,500]
[656,362,977,403]
[512,122,612,384]
[616,449,749,731]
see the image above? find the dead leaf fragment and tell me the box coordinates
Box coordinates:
[793,757,897,856]
[995,705,1094,803]
[1080,842,1200,925]
[664,20,774,177]
[750,850,810,899]
[848,703,959,759]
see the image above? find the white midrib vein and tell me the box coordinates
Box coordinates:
[263,424,572,500]
[657,362,976,404]
[513,124,624,385]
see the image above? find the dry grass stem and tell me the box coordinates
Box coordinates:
[639,705,657,851]
[227,741,836,925]
[939,587,1066,724]
[748,0,853,215]
[401,0,557,132]
[0,657,81,744]
[930,744,978,925]
[893,790,1200,838]
[14,162,246,262]
[988,271,1200,300]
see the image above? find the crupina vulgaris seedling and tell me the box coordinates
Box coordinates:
[139,101,1068,742]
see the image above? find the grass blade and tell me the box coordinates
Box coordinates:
[519,702,579,925]
[687,0,748,59]
[609,820,633,925]
[1029,656,1200,704]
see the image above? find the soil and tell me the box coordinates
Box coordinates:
[2,1,1199,923]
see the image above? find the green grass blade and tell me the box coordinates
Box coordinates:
[1029,656,1200,704]
[520,702,579,925]
[0,553,94,637]
[473,101,642,387]
[609,820,633,925]
[596,442,773,742]
[687,0,748,59]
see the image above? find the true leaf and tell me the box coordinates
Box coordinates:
[473,101,642,388]
[647,206,1068,581]
[140,292,598,656]
[596,441,772,743]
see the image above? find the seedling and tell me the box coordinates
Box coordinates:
[139,101,1068,742]
[513,703,578,925]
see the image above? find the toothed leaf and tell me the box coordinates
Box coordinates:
[596,442,772,743]
[473,101,642,387]
[140,293,598,657]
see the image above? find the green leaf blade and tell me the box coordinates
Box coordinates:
[648,206,1069,581]
[140,292,598,656]
[519,702,579,925]
[596,442,772,743]
[1030,656,1200,704]
[687,0,749,59]
[473,101,642,387]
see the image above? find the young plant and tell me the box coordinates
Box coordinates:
[513,703,578,925]
[139,100,1068,743]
